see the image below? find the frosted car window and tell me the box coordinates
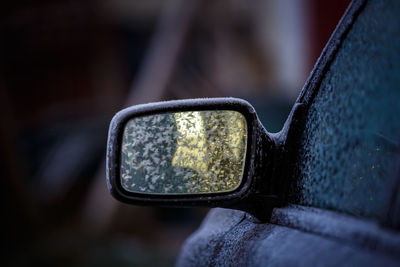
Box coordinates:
[290,0,400,218]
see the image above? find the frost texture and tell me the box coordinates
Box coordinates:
[291,0,400,218]
[120,110,247,194]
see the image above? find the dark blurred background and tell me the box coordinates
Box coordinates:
[1,0,348,266]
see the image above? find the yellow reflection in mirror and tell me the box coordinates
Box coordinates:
[172,112,208,173]
[172,110,247,193]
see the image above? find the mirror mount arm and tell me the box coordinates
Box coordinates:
[228,119,283,222]
[241,103,307,221]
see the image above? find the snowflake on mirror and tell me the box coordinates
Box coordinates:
[120,110,247,194]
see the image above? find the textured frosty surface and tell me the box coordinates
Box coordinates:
[120,110,247,194]
[291,0,400,218]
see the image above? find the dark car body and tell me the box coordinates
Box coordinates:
[177,0,400,266]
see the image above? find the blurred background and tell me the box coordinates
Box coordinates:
[1,0,348,266]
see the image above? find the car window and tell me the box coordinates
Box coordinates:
[290,0,400,219]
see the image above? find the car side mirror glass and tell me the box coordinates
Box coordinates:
[120,110,247,195]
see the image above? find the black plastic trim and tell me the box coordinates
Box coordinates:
[106,97,276,210]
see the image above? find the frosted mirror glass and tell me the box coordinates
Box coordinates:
[120,110,247,194]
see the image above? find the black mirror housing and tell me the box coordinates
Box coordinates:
[106,98,280,218]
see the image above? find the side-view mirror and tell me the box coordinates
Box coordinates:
[106,98,282,219]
